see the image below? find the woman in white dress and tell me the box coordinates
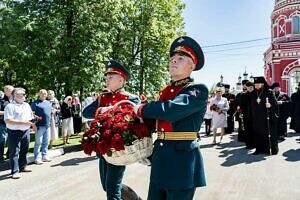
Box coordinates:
[210,89,229,144]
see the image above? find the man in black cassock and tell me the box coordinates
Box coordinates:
[290,82,300,133]
[235,80,248,142]
[222,84,236,133]
[271,82,290,140]
[250,77,279,155]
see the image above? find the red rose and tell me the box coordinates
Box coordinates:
[102,129,112,138]
[111,134,125,151]
[96,140,111,155]
[131,123,149,138]
[82,142,93,155]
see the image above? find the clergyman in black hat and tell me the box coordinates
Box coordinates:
[250,76,279,155]
[271,82,290,140]
[222,84,236,133]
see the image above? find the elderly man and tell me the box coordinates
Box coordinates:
[4,87,36,179]
[136,36,208,200]
[31,89,52,164]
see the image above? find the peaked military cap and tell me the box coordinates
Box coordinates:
[242,80,249,85]
[104,60,130,80]
[223,84,230,89]
[170,36,205,71]
[298,82,300,87]
[272,82,280,88]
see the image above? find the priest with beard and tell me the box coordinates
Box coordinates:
[271,82,290,140]
[250,76,279,155]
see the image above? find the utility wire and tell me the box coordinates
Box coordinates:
[202,37,271,48]
[204,43,269,53]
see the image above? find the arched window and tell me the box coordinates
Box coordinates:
[292,16,300,34]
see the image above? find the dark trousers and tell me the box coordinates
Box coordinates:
[7,129,30,174]
[204,118,212,135]
[0,124,8,160]
[225,115,234,133]
[147,181,196,200]
[98,155,126,200]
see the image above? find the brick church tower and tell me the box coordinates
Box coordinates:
[264,0,300,95]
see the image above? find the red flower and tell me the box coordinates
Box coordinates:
[131,123,149,138]
[82,101,153,156]
[111,134,125,151]
[210,104,219,111]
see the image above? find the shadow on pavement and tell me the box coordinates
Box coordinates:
[0,172,11,181]
[219,147,267,167]
[51,155,97,167]
[282,148,300,162]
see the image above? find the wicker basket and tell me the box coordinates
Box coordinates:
[103,136,153,166]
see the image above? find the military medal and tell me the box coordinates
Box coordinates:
[256,97,261,104]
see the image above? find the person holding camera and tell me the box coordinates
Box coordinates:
[61,96,75,145]
[4,87,36,179]
[0,85,14,162]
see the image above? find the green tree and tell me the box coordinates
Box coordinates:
[0,0,185,101]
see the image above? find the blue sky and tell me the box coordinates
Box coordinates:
[183,0,275,90]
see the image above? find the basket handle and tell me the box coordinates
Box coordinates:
[113,100,137,107]
[113,100,143,123]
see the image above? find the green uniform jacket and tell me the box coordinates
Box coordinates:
[142,83,208,189]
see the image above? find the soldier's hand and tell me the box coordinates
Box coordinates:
[266,102,271,108]
[277,100,283,105]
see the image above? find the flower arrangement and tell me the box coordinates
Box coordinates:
[210,104,220,112]
[82,100,153,165]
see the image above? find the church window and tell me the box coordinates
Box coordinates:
[292,16,300,34]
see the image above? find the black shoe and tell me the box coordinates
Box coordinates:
[252,151,260,155]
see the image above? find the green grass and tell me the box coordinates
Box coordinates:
[3,132,83,160]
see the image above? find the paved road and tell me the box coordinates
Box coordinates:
[0,129,299,200]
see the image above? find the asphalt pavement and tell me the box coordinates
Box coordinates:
[0,127,299,200]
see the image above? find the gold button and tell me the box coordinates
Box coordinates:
[161,128,164,131]
[112,96,115,98]
[170,89,174,92]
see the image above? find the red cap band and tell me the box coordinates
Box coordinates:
[105,67,127,80]
[174,45,198,65]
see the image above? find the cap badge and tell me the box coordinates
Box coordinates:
[177,37,185,43]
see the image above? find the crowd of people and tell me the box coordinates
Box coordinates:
[204,78,300,155]
[0,86,87,178]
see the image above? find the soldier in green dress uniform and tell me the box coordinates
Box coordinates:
[82,60,140,200]
[135,36,208,200]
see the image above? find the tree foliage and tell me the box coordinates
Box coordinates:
[0,0,185,100]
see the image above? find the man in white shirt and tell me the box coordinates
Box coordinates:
[4,87,36,179]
